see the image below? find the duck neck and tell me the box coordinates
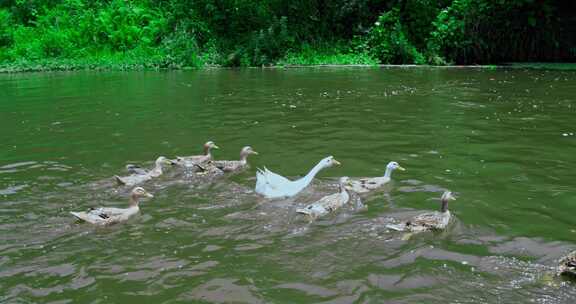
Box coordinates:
[383,167,393,178]
[239,152,248,164]
[150,161,163,175]
[440,198,449,213]
[129,195,140,207]
[300,161,326,187]
[204,146,212,157]
[339,182,347,194]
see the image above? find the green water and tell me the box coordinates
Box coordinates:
[1,68,576,303]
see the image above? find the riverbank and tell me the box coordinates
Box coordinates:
[3,59,576,74]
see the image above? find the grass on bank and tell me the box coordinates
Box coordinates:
[277,46,378,66]
[0,47,216,73]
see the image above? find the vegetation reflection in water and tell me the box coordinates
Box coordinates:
[1,68,576,303]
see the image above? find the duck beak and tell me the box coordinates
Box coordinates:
[145,192,154,198]
[213,145,220,149]
[397,166,406,171]
[333,159,341,166]
[251,151,259,155]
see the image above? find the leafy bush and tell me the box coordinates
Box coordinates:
[228,16,294,66]
[0,8,12,48]
[0,0,575,70]
[160,28,204,67]
[365,8,425,64]
[427,0,562,64]
[278,43,378,65]
[92,0,167,51]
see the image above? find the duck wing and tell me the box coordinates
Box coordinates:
[176,154,210,164]
[126,164,148,175]
[297,193,341,219]
[71,206,136,225]
[114,174,150,186]
[212,160,242,172]
[347,177,388,193]
[262,167,292,186]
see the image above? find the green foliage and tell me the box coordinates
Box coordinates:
[278,44,378,66]
[92,0,167,51]
[230,16,294,66]
[0,8,12,47]
[427,0,563,64]
[365,8,425,64]
[160,28,204,68]
[0,0,575,70]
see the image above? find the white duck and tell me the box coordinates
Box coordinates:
[346,161,405,193]
[386,191,457,233]
[70,187,154,225]
[296,177,350,220]
[255,156,341,199]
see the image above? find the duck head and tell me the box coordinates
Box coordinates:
[240,146,259,161]
[155,156,173,167]
[440,191,456,212]
[386,161,405,171]
[320,156,341,168]
[130,187,154,206]
[441,191,456,202]
[203,141,219,155]
[132,187,154,198]
[338,176,350,191]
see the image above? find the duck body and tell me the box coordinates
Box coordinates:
[71,206,140,225]
[386,191,456,233]
[192,162,225,178]
[296,177,350,220]
[346,161,404,193]
[558,251,576,278]
[347,176,390,193]
[255,156,341,199]
[212,146,258,172]
[71,187,153,225]
[172,141,219,168]
[126,164,148,175]
[115,174,152,186]
[388,210,451,232]
[115,156,171,186]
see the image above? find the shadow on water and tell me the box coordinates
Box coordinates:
[1,68,576,303]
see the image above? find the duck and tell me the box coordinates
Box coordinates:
[346,161,405,193]
[211,146,258,172]
[172,141,219,168]
[386,191,457,233]
[255,156,341,199]
[70,187,154,225]
[296,177,350,220]
[114,156,172,186]
[558,251,576,278]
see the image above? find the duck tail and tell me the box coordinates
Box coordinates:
[70,211,88,222]
[295,208,308,214]
[386,223,406,232]
[114,175,126,185]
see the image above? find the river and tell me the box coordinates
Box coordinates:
[1,67,576,303]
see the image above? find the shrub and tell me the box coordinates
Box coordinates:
[0,8,12,48]
[366,8,425,64]
[427,0,562,64]
[228,16,294,66]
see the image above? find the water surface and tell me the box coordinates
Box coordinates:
[1,67,576,303]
